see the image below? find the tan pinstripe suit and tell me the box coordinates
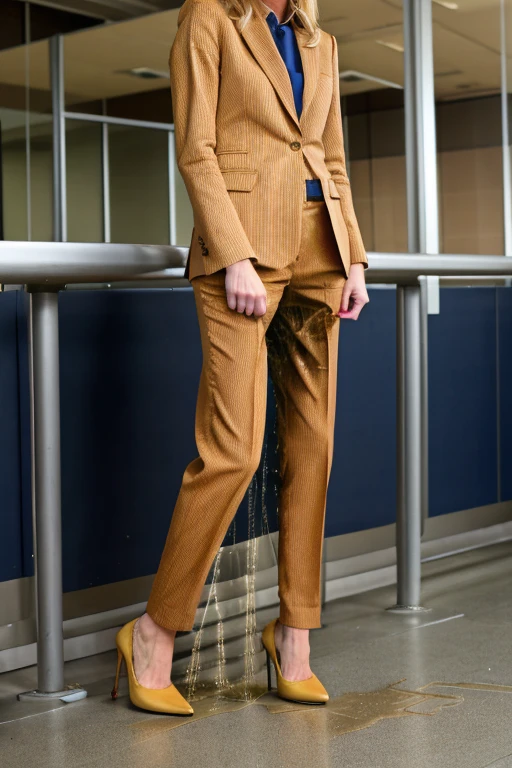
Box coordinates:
[146,0,368,631]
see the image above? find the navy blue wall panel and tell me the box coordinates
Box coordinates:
[58,289,279,592]
[1,286,509,588]
[59,289,203,591]
[498,288,512,501]
[325,288,397,537]
[428,288,498,516]
[0,292,23,583]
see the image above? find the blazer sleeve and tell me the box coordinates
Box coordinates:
[169,0,257,273]
[322,35,368,268]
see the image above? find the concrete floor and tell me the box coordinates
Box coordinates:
[2,541,512,768]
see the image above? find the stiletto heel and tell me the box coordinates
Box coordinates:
[111,648,123,700]
[266,649,272,691]
[261,619,329,705]
[112,618,194,715]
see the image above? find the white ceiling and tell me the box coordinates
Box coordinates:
[0,0,509,105]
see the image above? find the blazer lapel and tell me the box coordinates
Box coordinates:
[241,6,301,130]
[294,23,320,125]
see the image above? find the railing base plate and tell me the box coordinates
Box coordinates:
[18,687,87,703]
[386,605,431,614]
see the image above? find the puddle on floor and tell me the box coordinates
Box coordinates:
[128,679,460,742]
[259,679,463,738]
[127,679,512,743]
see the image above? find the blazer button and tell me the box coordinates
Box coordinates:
[290,141,301,151]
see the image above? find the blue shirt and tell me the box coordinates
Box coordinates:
[265,10,304,119]
[264,8,323,198]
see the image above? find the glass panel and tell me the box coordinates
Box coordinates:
[0,36,52,241]
[1,106,29,241]
[331,1,406,252]
[433,0,503,255]
[29,39,53,242]
[109,125,169,244]
[63,14,175,123]
[66,121,103,242]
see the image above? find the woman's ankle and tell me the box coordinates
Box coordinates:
[138,612,176,642]
[277,620,310,644]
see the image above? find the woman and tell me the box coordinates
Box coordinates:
[112,0,369,715]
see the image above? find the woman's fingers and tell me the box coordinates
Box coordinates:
[244,294,255,316]
[338,290,370,320]
[226,290,237,311]
[236,294,247,314]
[225,259,267,317]
[340,283,351,313]
[254,293,267,317]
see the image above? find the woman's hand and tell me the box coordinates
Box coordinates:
[338,263,369,320]
[225,259,267,317]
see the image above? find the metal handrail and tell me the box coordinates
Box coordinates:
[0,241,181,701]
[62,251,512,289]
[2,245,511,700]
[0,242,185,285]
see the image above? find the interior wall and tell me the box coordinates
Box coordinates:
[348,93,509,256]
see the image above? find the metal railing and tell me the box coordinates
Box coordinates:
[1,243,511,699]
[0,242,183,700]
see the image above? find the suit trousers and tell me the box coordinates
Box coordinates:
[146,200,347,631]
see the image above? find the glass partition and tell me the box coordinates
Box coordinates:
[433,0,504,255]
[330,0,406,252]
[0,38,53,241]
[109,125,170,245]
[1,0,510,255]
[63,13,175,124]
[66,121,103,243]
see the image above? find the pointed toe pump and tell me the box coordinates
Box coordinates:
[111,618,194,715]
[261,618,329,705]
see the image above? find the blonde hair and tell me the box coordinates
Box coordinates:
[219,0,321,46]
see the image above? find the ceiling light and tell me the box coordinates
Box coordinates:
[432,1,459,9]
[121,68,169,80]
[339,70,403,90]
[375,40,404,53]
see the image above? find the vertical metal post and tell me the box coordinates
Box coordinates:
[403,0,439,256]
[390,285,426,611]
[32,292,63,693]
[390,0,439,611]
[18,291,64,698]
[50,36,66,243]
[18,290,86,702]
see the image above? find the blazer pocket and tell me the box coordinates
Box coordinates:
[221,170,258,192]
[328,178,341,198]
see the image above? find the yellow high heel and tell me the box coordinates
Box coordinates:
[111,618,194,715]
[261,618,329,704]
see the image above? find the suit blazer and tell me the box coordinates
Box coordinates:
[170,0,368,280]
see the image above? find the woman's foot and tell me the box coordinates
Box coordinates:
[132,613,177,689]
[273,619,313,682]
